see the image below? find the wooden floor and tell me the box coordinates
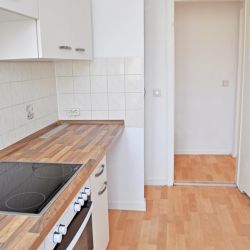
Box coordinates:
[174,155,236,183]
[108,186,250,250]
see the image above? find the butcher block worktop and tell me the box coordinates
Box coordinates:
[0,120,124,250]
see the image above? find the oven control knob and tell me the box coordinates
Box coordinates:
[84,187,91,196]
[78,197,85,206]
[81,192,88,201]
[58,224,67,235]
[74,202,81,212]
[53,232,62,244]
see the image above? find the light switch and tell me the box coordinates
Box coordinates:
[222,80,230,87]
[153,89,161,97]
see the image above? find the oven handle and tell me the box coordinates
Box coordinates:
[66,204,93,250]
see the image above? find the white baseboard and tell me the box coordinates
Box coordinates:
[145,178,169,186]
[108,199,146,211]
[174,181,236,187]
[175,150,232,155]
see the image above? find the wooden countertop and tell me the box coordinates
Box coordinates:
[0,120,124,250]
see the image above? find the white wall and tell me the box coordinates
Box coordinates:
[175,2,240,154]
[92,0,144,58]
[238,1,250,197]
[0,62,58,150]
[145,0,174,185]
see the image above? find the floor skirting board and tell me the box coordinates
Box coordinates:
[108,199,146,211]
[174,181,237,188]
[144,179,168,186]
[175,151,233,155]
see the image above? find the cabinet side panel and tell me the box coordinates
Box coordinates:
[0,20,38,60]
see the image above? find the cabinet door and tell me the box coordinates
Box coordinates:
[0,0,38,19]
[71,0,93,60]
[38,0,73,59]
[91,157,110,250]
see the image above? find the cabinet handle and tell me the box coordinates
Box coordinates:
[75,48,86,52]
[98,181,108,196]
[59,46,72,50]
[95,164,105,178]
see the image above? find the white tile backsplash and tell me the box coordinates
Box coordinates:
[58,94,75,110]
[125,75,144,93]
[91,93,108,111]
[57,77,74,94]
[55,62,73,77]
[0,83,12,109]
[108,110,126,120]
[2,131,16,149]
[0,62,58,150]
[92,111,109,120]
[12,104,26,128]
[0,108,14,134]
[125,57,144,75]
[56,57,144,128]
[77,111,92,120]
[75,94,92,110]
[11,82,24,105]
[91,76,108,93]
[107,58,125,75]
[0,57,144,151]
[0,63,10,83]
[73,61,90,76]
[74,76,91,93]
[90,59,107,76]
[107,75,125,93]
[108,93,125,111]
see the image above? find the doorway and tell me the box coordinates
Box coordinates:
[174,1,244,184]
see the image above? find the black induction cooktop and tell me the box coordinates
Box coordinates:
[0,162,82,215]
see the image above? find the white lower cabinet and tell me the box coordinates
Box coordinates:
[91,156,110,250]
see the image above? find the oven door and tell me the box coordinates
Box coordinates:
[55,202,93,250]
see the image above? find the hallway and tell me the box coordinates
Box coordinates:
[174,155,236,183]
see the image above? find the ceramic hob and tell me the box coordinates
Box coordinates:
[0,162,82,215]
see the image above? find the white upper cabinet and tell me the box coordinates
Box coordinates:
[38,0,73,59]
[0,0,93,60]
[0,0,38,19]
[71,0,93,60]
[38,0,93,60]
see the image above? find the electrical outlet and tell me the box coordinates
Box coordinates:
[26,104,34,120]
[66,109,80,117]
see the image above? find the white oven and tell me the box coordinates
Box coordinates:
[39,181,94,250]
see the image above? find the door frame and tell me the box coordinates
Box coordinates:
[166,0,175,186]
[234,4,246,185]
[166,0,246,186]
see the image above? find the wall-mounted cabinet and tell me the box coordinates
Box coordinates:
[0,0,93,60]
[38,0,93,60]
[0,0,38,19]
